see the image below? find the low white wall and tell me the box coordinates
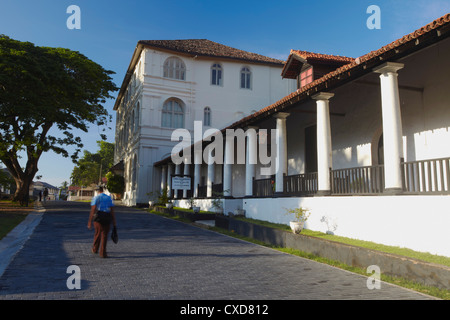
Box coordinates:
[242,195,450,257]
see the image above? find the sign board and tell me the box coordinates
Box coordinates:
[171,176,191,190]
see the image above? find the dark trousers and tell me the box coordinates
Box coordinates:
[92,221,110,258]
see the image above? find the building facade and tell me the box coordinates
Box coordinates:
[155,14,450,257]
[113,40,297,206]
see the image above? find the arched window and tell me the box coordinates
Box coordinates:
[162,99,184,128]
[211,63,223,86]
[163,57,186,80]
[240,66,251,89]
[204,107,211,126]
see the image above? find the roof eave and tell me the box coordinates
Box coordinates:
[113,43,144,111]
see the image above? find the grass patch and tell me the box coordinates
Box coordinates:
[0,200,35,240]
[234,216,450,268]
[0,214,27,240]
[172,206,214,214]
[150,209,193,224]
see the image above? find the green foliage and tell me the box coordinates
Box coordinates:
[0,35,118,205]
[157,189,169,205]
[146,189,170,205]
[105,172,125,195]
[284,207,311,222]
[0,168,14,191]
[71,141,115,186]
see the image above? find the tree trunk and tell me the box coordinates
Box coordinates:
[2,151,40,207]
[13,176,33,207]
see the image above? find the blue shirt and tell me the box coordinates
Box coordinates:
[91,193,114,212]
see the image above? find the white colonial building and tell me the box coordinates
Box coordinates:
[154,14,450,257]
[113,39,296,206]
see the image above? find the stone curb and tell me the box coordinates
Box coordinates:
[0,203,45,278]
[217,215,450,291]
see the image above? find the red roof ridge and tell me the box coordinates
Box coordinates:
[289,49,355,63]
[138,39,285,65]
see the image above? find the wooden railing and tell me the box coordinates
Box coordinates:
[253,176,275,198]
[284,172,318,196]
[228,157,450,198]
[197,185,207,198]
[402,157,450,194]
[331,165,384,195]
[212,183,223,195]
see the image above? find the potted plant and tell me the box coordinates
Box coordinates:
[188,198,200,213]
[211,197,223,214]
[234,206,245,217]
[147,191,160,208]
[189,197,200,213]
[211,190,227,214]
[320,216,338,235]
[285,207,311,234]
[158,189,169,206]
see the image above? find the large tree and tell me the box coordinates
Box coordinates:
[0,35,118,205]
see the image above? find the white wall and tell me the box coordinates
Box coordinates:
[243,195,450,257]
[142,48,296,135]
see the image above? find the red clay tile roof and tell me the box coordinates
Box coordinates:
[290,50,355,63]
[282,50,355,79]
[139,39,285,66]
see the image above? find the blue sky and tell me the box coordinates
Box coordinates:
[1,0,449,187]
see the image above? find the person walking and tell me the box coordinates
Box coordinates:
[43,188,48,202]
[87,186,116,258]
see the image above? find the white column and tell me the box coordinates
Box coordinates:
[374,62,404,192]
[160,165,167,194]
[245,126,258,197]
[183,157,190,198]
[312,92,334,195]
[167,164,173,198]
[193,150,202,198]
[274,113,289,194]
[207,149,215,198]
[174,163,181,198]
[223,133,234,197]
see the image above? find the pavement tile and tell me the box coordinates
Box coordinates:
[0,201,437,301]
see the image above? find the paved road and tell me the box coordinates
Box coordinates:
[0,201,435,301]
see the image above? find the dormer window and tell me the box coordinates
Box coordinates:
[299,67,313,87]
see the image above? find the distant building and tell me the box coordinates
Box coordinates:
[30,181,59,201]
[0,167,15,198]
